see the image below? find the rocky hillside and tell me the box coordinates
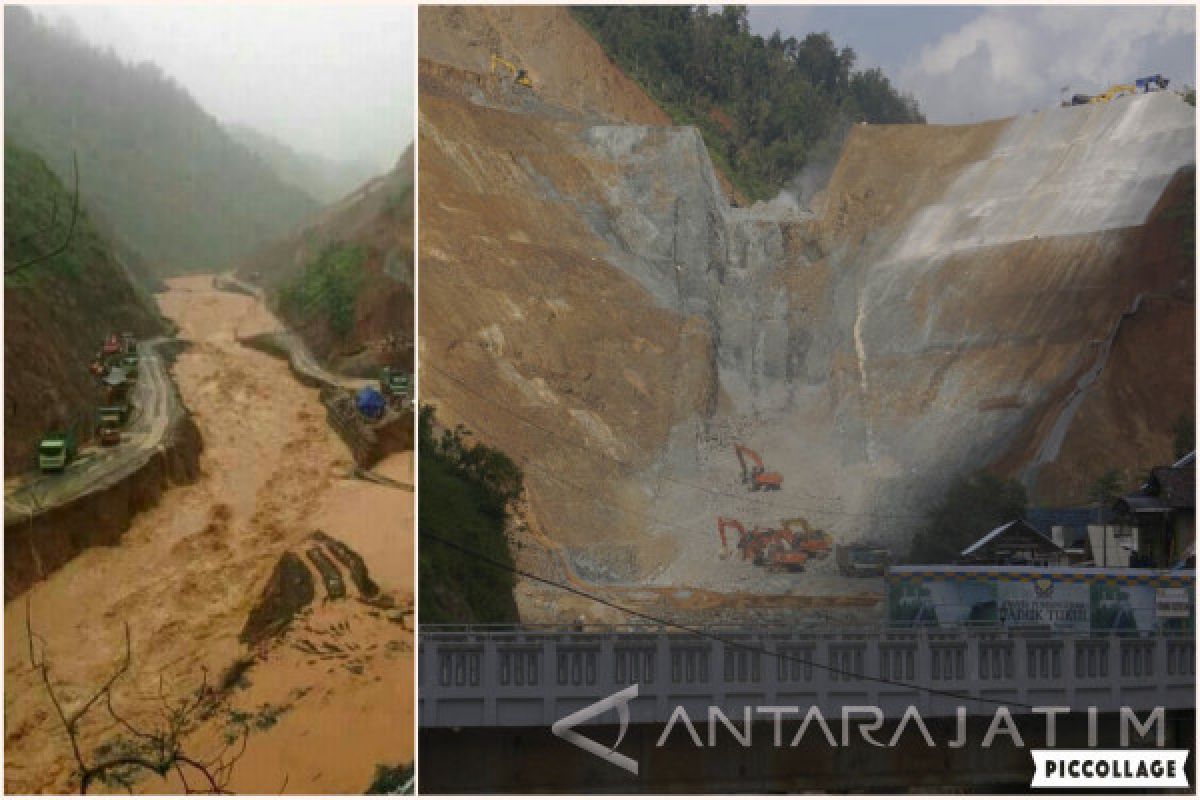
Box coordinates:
[4,6,318,274]
[238,147,414,376]
[419,6,1195,592]
[4,144,167,473]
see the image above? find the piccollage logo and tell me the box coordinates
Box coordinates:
[551,684,639,775]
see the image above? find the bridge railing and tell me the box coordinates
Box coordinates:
[419,625,1196,728]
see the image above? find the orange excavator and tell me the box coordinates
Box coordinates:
[734,444,782,491]
[781,517,832,559]
[717,517,808,572]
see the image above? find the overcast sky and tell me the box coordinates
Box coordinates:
[35,5,414,170]
[749,5,1196,123]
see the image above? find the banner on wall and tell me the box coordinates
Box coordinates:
[886,567,1194,631]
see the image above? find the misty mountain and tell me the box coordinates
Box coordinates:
[4,6,319,274]
[227,123,379,205]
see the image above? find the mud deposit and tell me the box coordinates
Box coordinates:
[4,276,413,794]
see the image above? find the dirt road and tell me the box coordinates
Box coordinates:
[4,337,180,524]
[3,275,412,794]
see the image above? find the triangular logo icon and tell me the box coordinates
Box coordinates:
[551,684,639,775]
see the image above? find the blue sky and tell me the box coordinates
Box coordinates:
[749,5,1197,123]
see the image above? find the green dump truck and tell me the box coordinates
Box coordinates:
[121,353,139,379]
[38,428,78,473]
[97,404,131,428]
[380,367,411,405]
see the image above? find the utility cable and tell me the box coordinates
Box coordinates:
[421,530,1036,710]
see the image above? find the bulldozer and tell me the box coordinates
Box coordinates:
[734,444,782,491]
[490,54,533,89]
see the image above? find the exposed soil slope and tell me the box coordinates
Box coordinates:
[420,11,1194,600]
[420,6,670,126]
[239,149,414,376]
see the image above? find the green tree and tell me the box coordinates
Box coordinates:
[418,406,522,624]
[572,6,923,202]
[1088,469,1125,525]
[909,472,1027,563]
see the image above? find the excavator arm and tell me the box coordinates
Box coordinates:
[716,516,746,560]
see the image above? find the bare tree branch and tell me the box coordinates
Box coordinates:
[25,601,266,794]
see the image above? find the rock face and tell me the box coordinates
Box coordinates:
[420,11,1195,589]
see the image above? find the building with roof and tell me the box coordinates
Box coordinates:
[1113,451,1195,568]
[958,519,1071,567]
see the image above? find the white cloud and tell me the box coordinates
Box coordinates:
[900,6,1196,123]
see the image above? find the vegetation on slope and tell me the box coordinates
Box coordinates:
[4,6,318,273]
[247,150,414,375]
[279,242,367,338]
[4,143,165,470]
[419,406,521,625]
[573,6,923,201]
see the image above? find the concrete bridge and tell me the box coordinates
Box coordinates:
[420,623,1195,727]
[419,624,1195,792]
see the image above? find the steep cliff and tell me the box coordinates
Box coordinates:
[4,144,167,473]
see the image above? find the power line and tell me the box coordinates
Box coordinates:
[421,530,1034,710]
[423,359,929,522]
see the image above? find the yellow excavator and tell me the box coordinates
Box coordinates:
[1089,84,1137,105]
[490,54,533,89]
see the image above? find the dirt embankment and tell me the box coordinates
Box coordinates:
[240,150,413,378]
[420,6,670,126]
[4,413,202,601]
[4,242,166,475]
[994,168,1196,501]
[420,70,716,575]
[4,277,412,794]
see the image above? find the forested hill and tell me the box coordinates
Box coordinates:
[574,6,924,201]
[4,6,319,274]
[227,123,378,205]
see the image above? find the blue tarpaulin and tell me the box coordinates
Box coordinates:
[356,386,386,420]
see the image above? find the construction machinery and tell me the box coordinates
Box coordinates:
[1089,84,1137,105]
[97,404,131,429]
[835,541,891,577]
[490,54,533,89]
[1136,75,1169,93]
[717,518,809,571]
[734,444,782,491]
[781,517,833,559]
[38,428,77,473]
[753,529,809,572]
[121,353,139,379]
[98,426,121,447]
[380,366,411,408]
[716,516,748,560]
